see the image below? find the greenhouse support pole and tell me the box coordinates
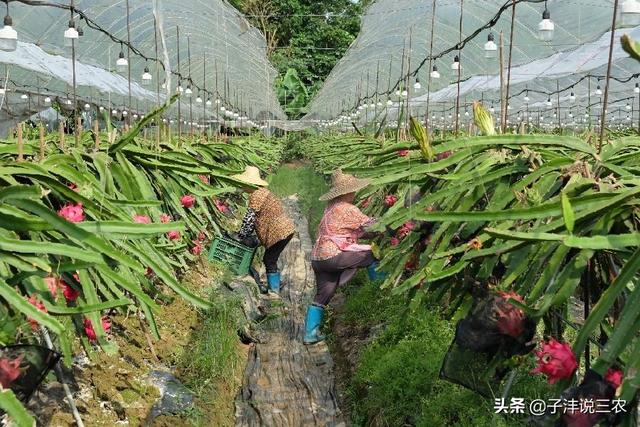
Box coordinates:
[499,32,506,132]
[504,0,516,134]
[203,52,206,138]
[187,36,193,136]
[588,77,592,130]
[425,0,437,130]
[126,0,132,128]
[70,1,79,147]
[176,26,181,139]
[598,0,619,154]
[455,0,463,134]
[557,81,561,132]
[637,84,640,134]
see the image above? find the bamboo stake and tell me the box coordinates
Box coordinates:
[59,121,65,150]
[76,116,82,144]
[16,123,23,162]
[93,118,100,150]
[39,124,45,160]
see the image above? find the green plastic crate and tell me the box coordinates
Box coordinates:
[208,236,256,276]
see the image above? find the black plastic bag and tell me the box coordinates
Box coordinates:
[0,344,60,403]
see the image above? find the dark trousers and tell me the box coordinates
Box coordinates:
[263,234,294,273]
[311,250,376,307]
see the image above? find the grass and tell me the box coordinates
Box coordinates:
[268,163,329,239]
[174,265,246,427]
[338,277,554,427]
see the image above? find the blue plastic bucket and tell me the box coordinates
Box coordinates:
[367,261,387,282]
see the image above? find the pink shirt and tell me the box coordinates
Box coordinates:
[312,201,374,261]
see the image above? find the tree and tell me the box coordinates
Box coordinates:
[230,0,365,117]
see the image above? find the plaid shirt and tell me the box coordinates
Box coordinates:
[312,201,374,261]
[238,188,295,249]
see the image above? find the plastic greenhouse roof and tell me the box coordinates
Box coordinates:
[304,0,640,129]
[0,0,285,125]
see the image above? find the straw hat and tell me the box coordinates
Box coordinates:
[231,166,269,187]
[319,169,370,201]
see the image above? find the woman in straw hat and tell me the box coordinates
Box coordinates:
[232,166,295,295]
[304,170,378,345]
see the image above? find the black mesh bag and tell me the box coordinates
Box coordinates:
[440,284,536,397]
[0,344,61,403]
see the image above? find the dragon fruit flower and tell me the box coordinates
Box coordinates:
[181,195,196,209]
[397,221,415,239]
[191,244,203,255]
[214,199,229,213]
[84,317,111,342]
[27,295,47,331]
[0,355,23,388]
[58,203,85,223]
[397,149,410,157]
[167,230,181,241]
[605,368,624,390]
[198,175,210,185]
[44,276,59,297]
[61,279,80,302]
[384,195,398,207]
[494,291,526,338]
[532,338,578,384]
[159,213,172,224]
[133,214,151,224]
[197,232,206,242]
[390,237,400,247]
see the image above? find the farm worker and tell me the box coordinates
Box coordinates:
[233,166,295,295]
[304,170,377,345]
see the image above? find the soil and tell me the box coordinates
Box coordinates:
[27,256,244,427]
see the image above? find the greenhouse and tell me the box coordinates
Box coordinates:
[0,0,639,426]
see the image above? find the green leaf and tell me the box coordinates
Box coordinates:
[0,389,35,427]
[561,192,575,234]
[0,279,65,333]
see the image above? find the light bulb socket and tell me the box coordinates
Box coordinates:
[4,15,12,26]
[543,9,550,19]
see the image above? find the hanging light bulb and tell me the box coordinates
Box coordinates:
[98,105,104,112]
[206,98,212,106]
[484,33,497,59]
[430,65,440,79]
[215,98,221,104]
[116,49,128,73]
[524,92,530,102]
[414,77,422,90]
[490,104,495,113]
[635,83,640,94]
[626,102,632,110]
[537,5,555,42]
[377,101,383,107]
[84,103,90,110]
[620,0,640,28]
[122,110,128,117]
[77,27,83,37]
[196,94,203,103]
[220,106,226,112]
[546,98,552,107]
[451,55,460,71]
[185,86,193,97]
[112,109,118,116]
[177,84,184,93]
[595,85,602,96]
[386,99,393,106]
[44,97,51,104]
[464,110,469,117]
[64,20,79,47]
[133,113,138,119]
[0,4,18,52]
[507,104,512,110]
[65,98,72,105]
[570,92,576,102]
[20,93,27,100]
[142,66,152,85]
[401,89,408,97]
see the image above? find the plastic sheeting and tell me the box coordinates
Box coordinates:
[0,0,285,126]
[304,0,640,130]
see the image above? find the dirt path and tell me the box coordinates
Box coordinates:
[235,196,344,427]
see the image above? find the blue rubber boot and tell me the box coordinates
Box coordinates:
[303,304,326,345]
[266,272,281,294]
